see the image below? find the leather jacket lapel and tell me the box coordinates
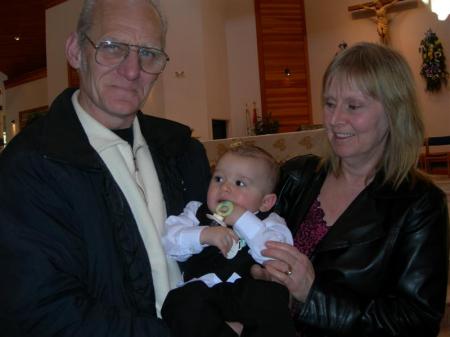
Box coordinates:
[314,188,386,254]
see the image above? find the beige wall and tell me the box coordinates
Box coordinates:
[225,0,261,137]
[46,0,82,105]
[159,0,258,139]
[305,0,450,137]
[3,78,48,141]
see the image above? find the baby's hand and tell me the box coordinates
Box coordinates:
[200,226,239,257]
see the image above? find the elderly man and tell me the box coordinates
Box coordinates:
[0,0,210,336]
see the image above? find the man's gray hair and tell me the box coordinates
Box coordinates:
[76,0,168,47]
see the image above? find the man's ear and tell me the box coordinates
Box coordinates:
[65,32,82,69]
[259,193,277,212]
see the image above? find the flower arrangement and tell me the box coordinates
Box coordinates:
[254,112,279,135]
[419,29,449,92]
[245,103,279,135]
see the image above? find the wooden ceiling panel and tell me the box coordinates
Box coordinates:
[0,1,67,87]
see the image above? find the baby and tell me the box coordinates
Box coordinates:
[161,144,295,337]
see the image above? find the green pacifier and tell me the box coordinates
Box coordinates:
[213,201,244,259]
[215,200,234,218]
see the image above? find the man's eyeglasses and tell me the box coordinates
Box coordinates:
[83,34,169,75]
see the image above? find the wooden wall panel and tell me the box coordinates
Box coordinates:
[0,1,68,86]
[45,0,68,9]
[0,1,46,85]
[255,0,312,133]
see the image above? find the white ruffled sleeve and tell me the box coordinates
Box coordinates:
[161,201,206,262]
[233,211,293,264]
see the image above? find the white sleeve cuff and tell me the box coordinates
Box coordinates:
[234,211,263,242]
[179,226,205,254]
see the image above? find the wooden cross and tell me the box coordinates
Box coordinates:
[348,0,411,44]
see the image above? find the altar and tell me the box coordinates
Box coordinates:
[202,128,326,167]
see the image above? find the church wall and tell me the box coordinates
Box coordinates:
[305,0,450,137]
[3,78,48,142]
[46,0,82,105]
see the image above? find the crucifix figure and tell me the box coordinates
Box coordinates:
[348,0,404,44]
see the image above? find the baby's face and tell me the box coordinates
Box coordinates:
[207,153,269,213]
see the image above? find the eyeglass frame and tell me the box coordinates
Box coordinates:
[82,34,170,75]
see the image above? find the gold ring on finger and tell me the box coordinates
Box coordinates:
[285,266,292,276]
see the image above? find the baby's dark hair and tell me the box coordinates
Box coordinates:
[226,144,279,193]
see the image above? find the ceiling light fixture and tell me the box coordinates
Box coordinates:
[421,0,450,21]
[13,35,20,41]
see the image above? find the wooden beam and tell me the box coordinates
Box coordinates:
[45,0,68,10]
[348,0,406,12]
[348,1,375,11]
[5,68,47,89]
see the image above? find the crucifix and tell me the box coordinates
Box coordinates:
[348,0,408,44]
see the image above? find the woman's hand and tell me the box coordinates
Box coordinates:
[251,241,315,302]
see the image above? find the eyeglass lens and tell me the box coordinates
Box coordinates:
[95,40,168,74]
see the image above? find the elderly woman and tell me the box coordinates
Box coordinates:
[252,42,449,337]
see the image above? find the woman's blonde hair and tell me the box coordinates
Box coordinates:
[321,42,424,188]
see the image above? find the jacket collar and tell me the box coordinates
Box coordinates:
[136,109,192,156]
[40,88,192,169]
[41,88,101,169]
[313,169,424,253]
[367,170,423,200]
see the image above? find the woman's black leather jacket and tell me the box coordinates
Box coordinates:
[275,155,449,337]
